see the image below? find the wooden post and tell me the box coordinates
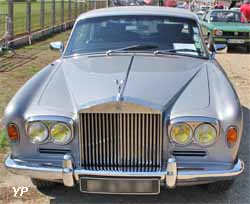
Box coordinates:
[40,0,45,28]
[7,0,13,39]
[52,0,56,26]
[26,0,31,34]
[74,0,78,19]
[80,1,84,14]
[61,0,64,24]
[68,0,72,20]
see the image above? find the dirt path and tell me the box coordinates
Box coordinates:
[0,43,249,203]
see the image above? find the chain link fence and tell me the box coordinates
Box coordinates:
[0,0,109,45]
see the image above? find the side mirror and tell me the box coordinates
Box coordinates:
[208,43,227,59]
[214,44,227,53]
[50,41,64,53]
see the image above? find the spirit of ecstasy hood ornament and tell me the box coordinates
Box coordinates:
[114,55,135,102]
[114,79,124,101]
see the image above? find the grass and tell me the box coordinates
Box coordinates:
[0,30,70,150]
[0,1,87,37]
[0,128,7,152]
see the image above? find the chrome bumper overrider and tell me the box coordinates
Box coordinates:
[5,154,244,190]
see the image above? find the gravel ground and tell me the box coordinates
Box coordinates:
[0,46,249,204]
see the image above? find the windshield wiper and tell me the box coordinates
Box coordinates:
[106,44,159,55]
[154,48,198,55]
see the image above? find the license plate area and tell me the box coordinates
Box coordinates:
[227,39,245,44]
[80,177,160,195]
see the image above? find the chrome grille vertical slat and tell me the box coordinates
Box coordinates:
[94,114,99,169]
[134,114,138,171]
[98,114,103,170]
[112,114,117,170]
[79,111,162,172]
[102,114,106,169]
[106,114,110,168]
[138,114,141,171]
[87,114,92,168]
[127,114,130,170]
[153,114,157,171]
[109,114,113,168]
[90,114,95,169]
[159,114,163,171]
[149,114,153,171]
[142,114,145,171]
[122,113,126,170]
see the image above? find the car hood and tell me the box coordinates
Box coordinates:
[38,54,210,113]
[210,22,250,31]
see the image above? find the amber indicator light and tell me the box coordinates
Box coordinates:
[7,123,19,141]
[226,127,237,148]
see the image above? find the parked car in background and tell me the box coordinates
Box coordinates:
[200,9,250,52]
[199,5,212,13]
[230,7,241,12]
[4,6,244,195]
[197,10,206,19]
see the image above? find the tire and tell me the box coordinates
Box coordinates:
[246,45,250,53]
[202,180,234,193]
[31,178,56,189]
[208,35,215,52]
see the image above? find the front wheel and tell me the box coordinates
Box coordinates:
[201,180,234,193]
[31,178,57,189]
[246,45,250,53]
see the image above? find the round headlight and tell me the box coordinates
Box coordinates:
[27,122,48,144]
[194,123,217,146]
[170,123,193,145]
[50,123,71,145]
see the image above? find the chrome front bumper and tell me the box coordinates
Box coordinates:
[5,154,244,191]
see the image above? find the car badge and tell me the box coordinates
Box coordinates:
[234,32,238,36]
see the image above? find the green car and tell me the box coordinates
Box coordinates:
[200,9,250,52]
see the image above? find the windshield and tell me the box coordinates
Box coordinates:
[65,15,207,58]
[210,11,247,23]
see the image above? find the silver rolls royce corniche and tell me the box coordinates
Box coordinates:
[4,6,244,195]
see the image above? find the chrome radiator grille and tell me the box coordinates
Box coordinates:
[79,113,163,171]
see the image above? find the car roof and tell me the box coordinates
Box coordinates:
[210,9,240,13]
[77,6,198,21]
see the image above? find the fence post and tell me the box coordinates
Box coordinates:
[74,0,78,19]
[68,0,72,20]
[61,0,64,24]
[52,0,56,26]
[80,1,84,13]
[26,0,31,35]
[7,0,14,39]
[40,0,45,28]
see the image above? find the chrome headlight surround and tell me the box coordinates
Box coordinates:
[26,122,49,144]
[194,123,217,147]
[25,116,73,145]
[50,122,72,145]
[168,117,220,147]
[169,122,193,146]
